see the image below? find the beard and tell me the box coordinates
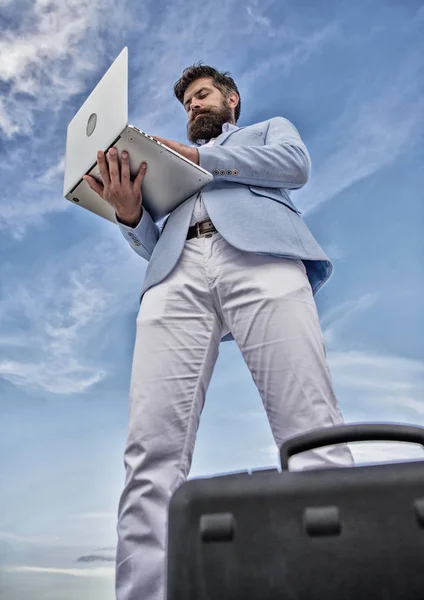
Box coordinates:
[186,101,235,145]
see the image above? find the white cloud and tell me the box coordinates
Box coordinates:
[36,157,66,186]
[0,96,22,137]
[246,2,272,31]
[329,350,424,378]
[321,241,345,261]
[0,192,71,241]
[416,4,424,22]
[0,531,59,545]
[295,52,424,215]
[328,349,424,424]
[0,0,340,237]
[0,0,136,234]
[127,0,338,136]
[70,513,116,520]
[238,21,340,92]
[321,293,380,346]
[261,444,279,459]
[319,295,424,418]
[5,565,114,578]
[0,237,142,394]
[262,439,424,467]
[0,268,106,394]
[257,342,424,466]
[349,441,424,465]
[0,0,114,138]
[0,359,105,395]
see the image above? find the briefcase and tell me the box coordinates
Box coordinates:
[166,423,424,599]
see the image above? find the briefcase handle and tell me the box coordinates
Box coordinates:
[279,423,424,470]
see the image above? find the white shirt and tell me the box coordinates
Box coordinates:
[189,121,238,226]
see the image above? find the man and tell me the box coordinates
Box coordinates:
[84,63,354,600]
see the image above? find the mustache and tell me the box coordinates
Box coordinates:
[193,111,211,120]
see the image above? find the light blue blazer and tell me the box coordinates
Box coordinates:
[118,116,332,343]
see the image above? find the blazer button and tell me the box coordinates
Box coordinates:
[232,169,238,176]
[226,170,232,175]
[213,169,220,175]
[220,170,226,175]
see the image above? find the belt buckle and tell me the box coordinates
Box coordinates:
[196,221,209,238]
[195,220,215,238]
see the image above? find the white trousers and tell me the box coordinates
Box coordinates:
[116,232,354,600]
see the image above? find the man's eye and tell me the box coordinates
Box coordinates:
[186,94,207,111]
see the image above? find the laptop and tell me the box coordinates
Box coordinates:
[63,47,213,223]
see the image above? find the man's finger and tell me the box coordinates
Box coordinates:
[121,151,131,187]
[107,147,120,185]
[133,161,147,189]
[83,174,104,196]
[97,151,110,187]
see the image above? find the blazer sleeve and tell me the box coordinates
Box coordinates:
[116,207,160,261]
[197,116,311,190]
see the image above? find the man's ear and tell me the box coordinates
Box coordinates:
[229,91,239,109]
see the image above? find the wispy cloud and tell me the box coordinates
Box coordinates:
[261,444,281,460]
[295,49,424,215]
[0,531,59,546]
[0,0,137,235]
[36,157,66,186]
[245,1,273,32]
[0,267,107,394]
[76,545,116,563]
[0,0,118,139]
[0,237,142,394]
[328,349,424,424]
[349,441,424,464]
[0,0,339,238]
[128,0,337,134]
[77,555,115,563]
[238,21,340,93]
[259,341,424,465]
[4,565,114,578]
[261,439,424,466]
[69,513,116,520]
[329,349,424,391]
[321,293,380,346]
[0,189,71,241]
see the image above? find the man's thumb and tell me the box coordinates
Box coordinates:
[83,175,103,195]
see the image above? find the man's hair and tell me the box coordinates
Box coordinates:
[173,61,241,123]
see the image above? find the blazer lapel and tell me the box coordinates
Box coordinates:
[215,126,247,146]
[194,126,246,149]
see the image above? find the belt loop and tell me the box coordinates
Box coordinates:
[196,222,201,238]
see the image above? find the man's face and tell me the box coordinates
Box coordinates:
[184,77,238,145]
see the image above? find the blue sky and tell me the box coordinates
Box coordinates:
[1,0,424,597]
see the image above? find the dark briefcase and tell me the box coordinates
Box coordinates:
[166,423,424,599]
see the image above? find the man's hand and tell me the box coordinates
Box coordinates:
[83,148,147,228]
[152,136,199,165]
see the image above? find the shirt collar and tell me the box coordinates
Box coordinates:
[195,121,239,146]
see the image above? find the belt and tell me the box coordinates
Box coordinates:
[186,219,218,240]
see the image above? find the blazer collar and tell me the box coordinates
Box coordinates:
[214,125,246,146]
[195,122,245,147]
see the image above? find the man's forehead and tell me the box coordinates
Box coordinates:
[184,78,214,101]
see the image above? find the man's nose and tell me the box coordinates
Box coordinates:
[190,99,202,112]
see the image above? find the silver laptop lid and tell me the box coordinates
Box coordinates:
[63,47,129,196]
